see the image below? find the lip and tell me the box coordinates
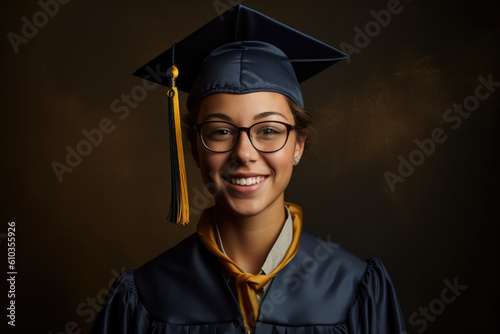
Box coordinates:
[227,173,267,178]
[222,173,269,195]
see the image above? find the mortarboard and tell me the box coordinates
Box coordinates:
[134,4,347,225]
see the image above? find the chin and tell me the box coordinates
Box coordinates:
[217,196,269,218]
[217,190,286,218]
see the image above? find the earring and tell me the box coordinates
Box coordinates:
[294,157,300,166]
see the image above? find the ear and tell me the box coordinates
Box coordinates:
[294,133,306,161]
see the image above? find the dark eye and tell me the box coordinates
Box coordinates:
[211,128,231,136]
[258,127,281,135]
[206,127,235,140]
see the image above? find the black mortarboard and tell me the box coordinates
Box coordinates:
[134,4,347,110]
[133,4,347,225]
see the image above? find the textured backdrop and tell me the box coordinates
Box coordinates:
[1,0,499,333]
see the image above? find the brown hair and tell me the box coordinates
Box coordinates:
[284,96,316,149]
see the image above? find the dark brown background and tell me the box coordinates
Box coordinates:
[1,0,499,333]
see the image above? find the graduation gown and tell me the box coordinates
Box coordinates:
[91,231,406,333]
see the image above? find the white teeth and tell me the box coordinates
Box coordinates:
[230,176,265,186]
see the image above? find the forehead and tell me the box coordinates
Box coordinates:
[196,92,293,123]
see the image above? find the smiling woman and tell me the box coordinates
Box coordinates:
[193,92,303,221]
[91,4,406,334]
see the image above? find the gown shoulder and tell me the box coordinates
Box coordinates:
[347,257,407,333]
[90,270,153,334]
[91,233,407,333]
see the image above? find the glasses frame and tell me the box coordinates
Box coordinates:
[195,120,297,153]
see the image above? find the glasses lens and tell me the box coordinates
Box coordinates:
[250,122,289,152]
[200,122,238,152]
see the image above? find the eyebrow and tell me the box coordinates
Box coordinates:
[202,111,288,122]
[203,113,232,121]
[254,111,287,121]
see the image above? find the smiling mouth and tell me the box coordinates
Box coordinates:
[228,176,266,186]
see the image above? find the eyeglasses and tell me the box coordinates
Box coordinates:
[195,121,297,153]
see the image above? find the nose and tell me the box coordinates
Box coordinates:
[230,131,259,165]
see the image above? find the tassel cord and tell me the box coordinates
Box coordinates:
[166,65,189,225]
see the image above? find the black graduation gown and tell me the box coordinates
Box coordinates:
[91,231,406,333]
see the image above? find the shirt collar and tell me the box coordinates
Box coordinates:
[214,206,293,275]
[260,206,293,275]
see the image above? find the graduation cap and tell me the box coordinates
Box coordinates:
[134,4,347,225]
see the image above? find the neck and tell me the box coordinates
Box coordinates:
[215,199,286,274]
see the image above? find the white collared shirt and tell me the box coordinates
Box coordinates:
[215,206,293,304]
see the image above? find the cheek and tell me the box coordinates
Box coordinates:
[198,147,227,181]
[266,147,294,176]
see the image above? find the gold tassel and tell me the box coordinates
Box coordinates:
[166,65,189,225]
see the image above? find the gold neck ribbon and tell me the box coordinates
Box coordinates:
[197,203,303,332]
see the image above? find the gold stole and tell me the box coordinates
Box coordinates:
[197,203,303,332]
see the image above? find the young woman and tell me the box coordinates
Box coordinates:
[92,5,406,334]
